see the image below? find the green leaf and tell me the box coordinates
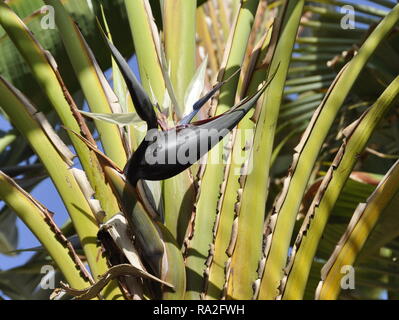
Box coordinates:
[317,159,399,299]
[80,111,141,127]
[185,0,261,300]
[258,2,399,300]
[281,75,399,300]
[0,207,18,255]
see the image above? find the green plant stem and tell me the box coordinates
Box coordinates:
[44,0,127,169]
[0,172,91,291]
[258,3,399,300]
